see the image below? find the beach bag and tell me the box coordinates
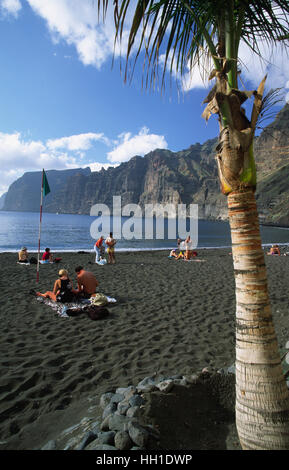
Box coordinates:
[86,305,109,321]
[30,257,37,264]
[90,293,108,306]
[65,307,83,317]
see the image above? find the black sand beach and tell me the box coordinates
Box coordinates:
[1,248,289,450]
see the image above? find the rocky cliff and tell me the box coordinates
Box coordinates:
[2,104,289,225]
[3,168,91,213]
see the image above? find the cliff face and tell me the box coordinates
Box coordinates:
[3,168,91,213]
[2,104,289,225]
[254,103,289,226]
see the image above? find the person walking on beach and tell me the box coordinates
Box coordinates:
[105,232,116,264]
[94,236,104,262]
[36,269,74,302]
[75,266,98,298]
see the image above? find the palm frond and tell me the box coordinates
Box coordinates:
[256,87,285,128]
[100,1,289,89]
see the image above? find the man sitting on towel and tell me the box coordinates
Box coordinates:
[74,266,98,298]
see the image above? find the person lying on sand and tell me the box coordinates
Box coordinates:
[74,266,98,298]
[18,246,29,263]
[267,244,280,256]
[36,269,74,302]
[169,249,184,259]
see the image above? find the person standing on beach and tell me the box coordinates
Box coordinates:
[105,232,116,264]
[75,266,98,298]
[184,235,193,260]
[94,236,104,262]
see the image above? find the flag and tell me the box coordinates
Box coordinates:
[36,169,51,283]
[42,170,50,197]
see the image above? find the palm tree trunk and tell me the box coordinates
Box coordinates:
[228,189,289,449]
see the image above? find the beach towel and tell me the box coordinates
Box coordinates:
[17,261,30,266]
[36,294,116,318]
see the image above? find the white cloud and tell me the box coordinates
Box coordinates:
[0,131,80,193]
[26,0,134,69]
[0,127,167,195]
[0,0,22,17]
[238,40,289,92]
[107,126,168,163]
[4,1,287,95]
[47,132,110,151]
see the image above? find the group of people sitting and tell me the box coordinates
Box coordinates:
[18,247,61,264]
[36,266,98,303]
[94,233,116,264]
[169,236,198,261]
[267,244,281,256]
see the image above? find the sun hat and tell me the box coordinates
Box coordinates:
[21,246,27,251]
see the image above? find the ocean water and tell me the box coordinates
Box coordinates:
[0,210,288,253]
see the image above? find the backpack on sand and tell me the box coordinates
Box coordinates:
[86,305,109,320]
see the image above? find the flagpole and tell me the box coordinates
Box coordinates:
[36,169,44,283]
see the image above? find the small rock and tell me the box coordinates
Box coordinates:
[126,406,142,418]
[90,420,100,435]
[137,376,156,390]
[136,384,157,393]
[76,431,97,450]
[102,402,117,419]
[117,400,130,416]
[123,386,137,400]
[129,394,145,407]
[100,392,114,409]
[128,422,149,448]
[227,364,236,374]
[116,386,135,396]
[108,414,132,431]
[97,431,115,446]
[157,380,174,392]
[114,431,133,450]
[100,414,113,431]
[110,393,125,405]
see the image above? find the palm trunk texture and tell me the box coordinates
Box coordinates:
[228,189,289,449]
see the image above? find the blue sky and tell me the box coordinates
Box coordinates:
[0,0,288,196]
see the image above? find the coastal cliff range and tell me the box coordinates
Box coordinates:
[2,104,289,226]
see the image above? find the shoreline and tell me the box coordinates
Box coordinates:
[1,241,289,254]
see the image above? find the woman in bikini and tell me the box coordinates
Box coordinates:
[36,269,75,302]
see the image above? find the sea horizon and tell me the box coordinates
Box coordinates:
[0,210,289,253]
